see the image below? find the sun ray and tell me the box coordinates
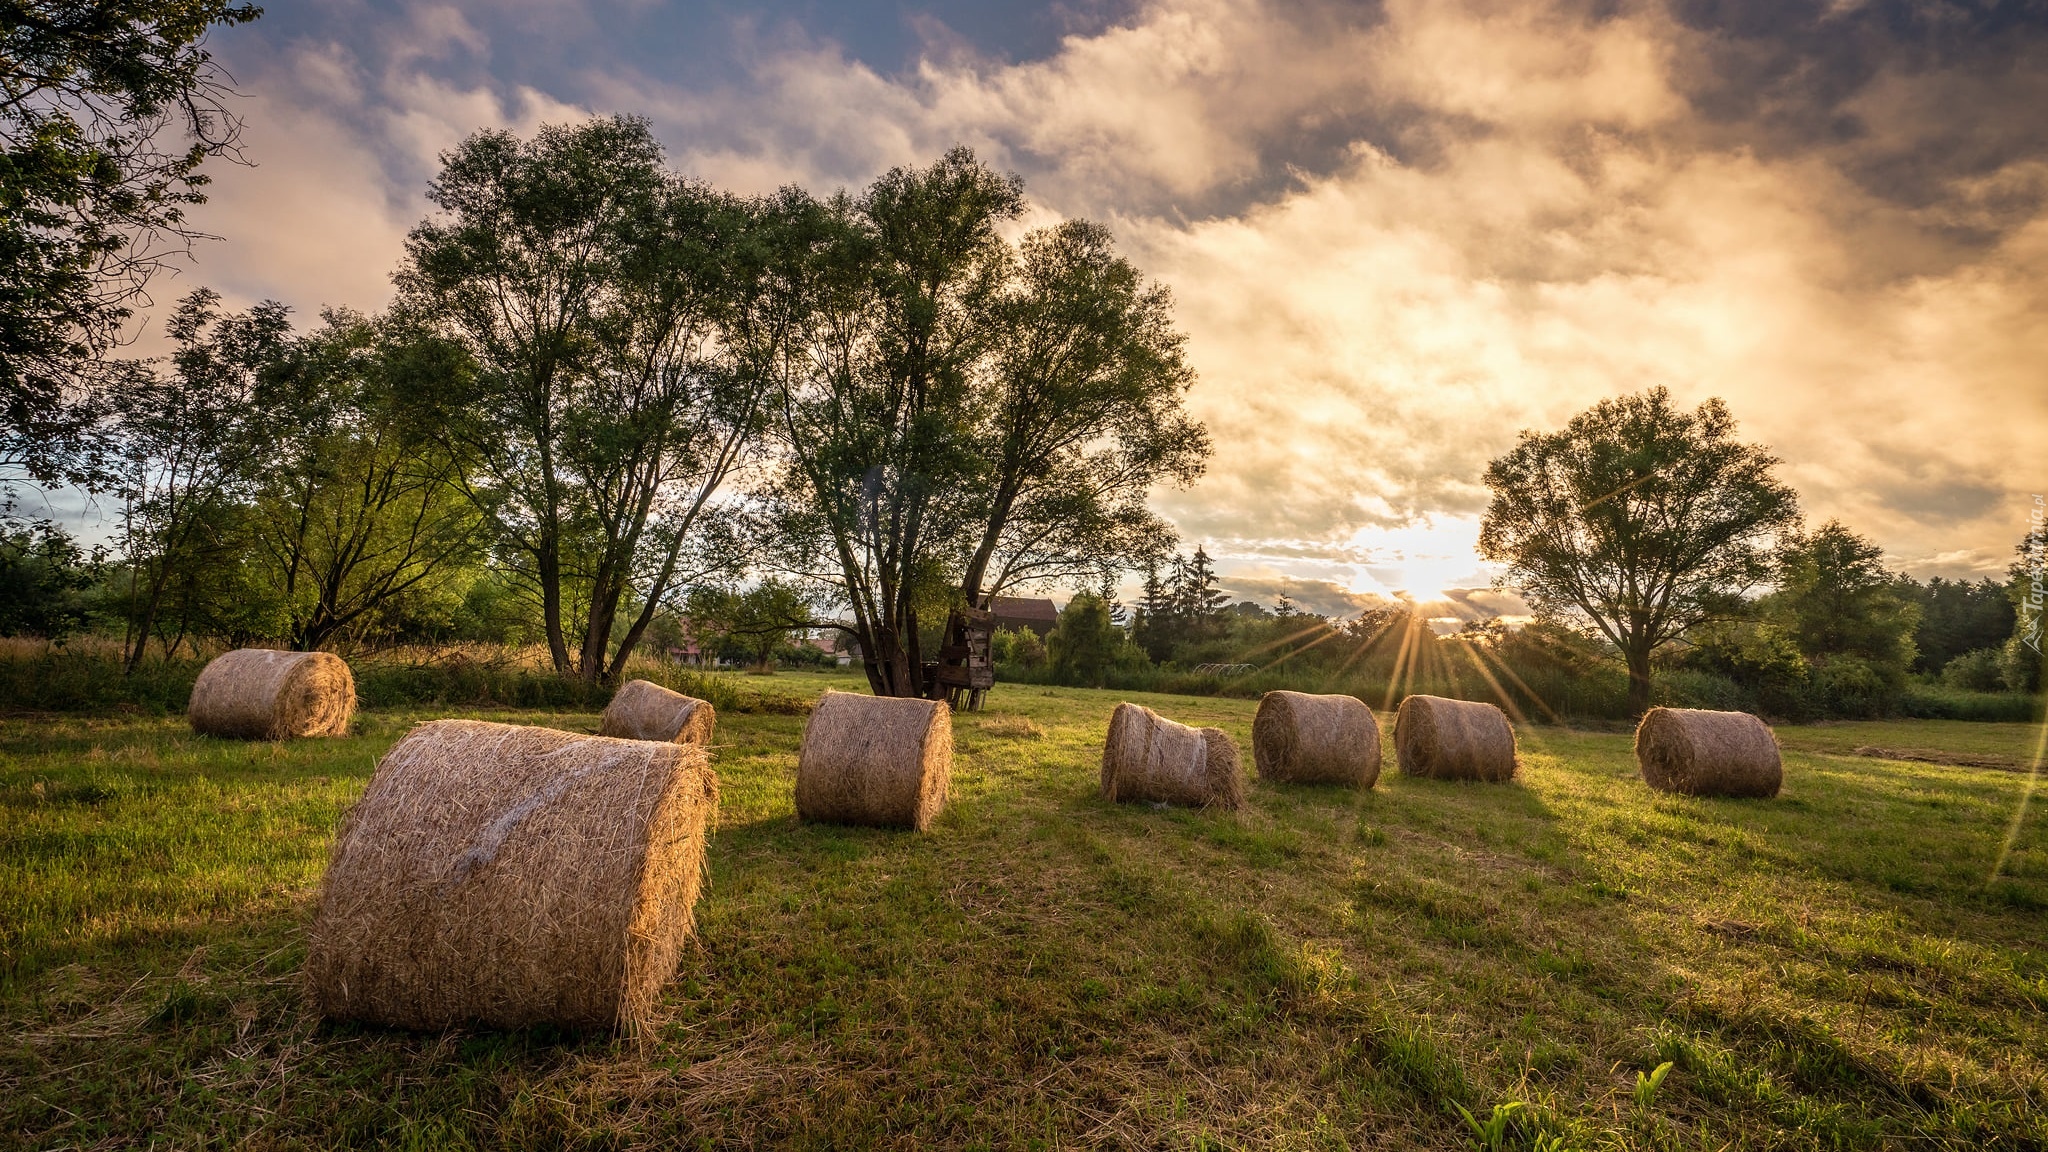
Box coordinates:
[1454,640,1527,726]
[1989,711,2048,886]
[1469,641,1565,725]
[1381,613,1420,711]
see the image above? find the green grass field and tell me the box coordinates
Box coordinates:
[3,669,2046,1150]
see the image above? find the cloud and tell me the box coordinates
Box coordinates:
[174,6,594,327]
[167,0,2048,586]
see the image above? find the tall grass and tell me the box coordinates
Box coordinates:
[0,639,814,716]
[1003,653,1637,722]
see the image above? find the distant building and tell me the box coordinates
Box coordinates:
[805,629,861,667]
[663,616,709,666]
[989,596,1059,638]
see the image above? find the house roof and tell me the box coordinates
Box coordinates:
[988,596,1059,623]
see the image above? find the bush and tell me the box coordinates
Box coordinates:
[991,626,1047,670]
[1806,654,1901,719]
[0,640,812,716]
[1939,647,2006,692]
[1899,685,2041,723]
[2001,634,2042,694]
[1652,669,1756,713]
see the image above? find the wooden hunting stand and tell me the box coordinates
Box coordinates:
[933,600,995,711]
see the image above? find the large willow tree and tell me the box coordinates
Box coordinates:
[758,149,1207,698]
[396,116,771,684]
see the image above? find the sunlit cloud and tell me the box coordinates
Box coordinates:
[148,0,2048,603]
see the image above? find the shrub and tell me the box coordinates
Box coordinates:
[2000,634,2042,694]
[1899,685,2040,723]
[1939,647,2006,692]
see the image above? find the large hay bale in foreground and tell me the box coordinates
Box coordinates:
[1252,690,1382,787]
[1635,707,1782,798]
[1100,702,1245,810]
[1394,695,1517,782]
[188,648,355,740]
[794,690,952,830]
[305,720,719,1034]
[599,678,715,745]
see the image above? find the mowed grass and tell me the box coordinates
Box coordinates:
[3,670,2047,1150]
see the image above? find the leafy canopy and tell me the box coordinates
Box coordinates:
[1479,387,1799,713]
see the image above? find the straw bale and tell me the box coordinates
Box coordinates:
[305,719,718,1034]
[794,690,952,830]
[1099,702,1245,809]
[188,648,355,740]
[1634,707,1782,798]
[1393,694,1518,782]
[1252,690,1382,787]
[599,679,715,745]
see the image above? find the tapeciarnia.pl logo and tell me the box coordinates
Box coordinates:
[2024,494,2044,656]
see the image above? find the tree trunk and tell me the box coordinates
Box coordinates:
[1625,643,1654,718]
[539,539,570,675]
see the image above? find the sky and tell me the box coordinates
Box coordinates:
[83,0,2048,620]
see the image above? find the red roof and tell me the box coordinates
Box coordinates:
[988,596,1059,623]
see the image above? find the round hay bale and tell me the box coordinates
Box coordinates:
[1393,694,1517,782]
[1634,707,1782,798]
[599,678,715,745]
[188,648,355,740]
[1252,690,1382,787]
[794,690,951,830]
[1099,702,1245,810]
[305,720,719,1034]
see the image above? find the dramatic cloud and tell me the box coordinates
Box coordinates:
[164,0,2048,611]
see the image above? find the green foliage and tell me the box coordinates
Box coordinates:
[989,625,1046,669]
[1999,633,2041,695]
[1905,576,2014,675]
[1898,684,2040,722]
[0,519,100,638]
[244,310,486,650]
[0,643,199,712]
[1680,521,1938,719]
[1133,546,1230,660]
[107,288,295,667]
[396,116,766,684]
[1452,1100,1525,1151]
[1770,521,1920,713]
[1941,647,2007,692]
[685,579,815,669]
[759,148,1206,698]
[1479,387,1800,714]
[2005,523,2044,693]
[1047,590,1143,687]
[1632,1060,1673,1110]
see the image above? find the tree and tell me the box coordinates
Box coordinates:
[761,149,1023,698]
[108,288,289,669]
[759,150,1209,698]
[1904,575,2014,674]
[1478,388,1799,715]
[1766,521,1919,715]
[2,0,261,489]
[0,517,100,637]
[397,117,766,684]
[2004,521,2045,694]
[1772,522,1918,665]
[686,579,813,670]
[957,219,1204,602]
[246,310,485,651]
[1133,558,1175,662]
[1048,590,1127,687]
